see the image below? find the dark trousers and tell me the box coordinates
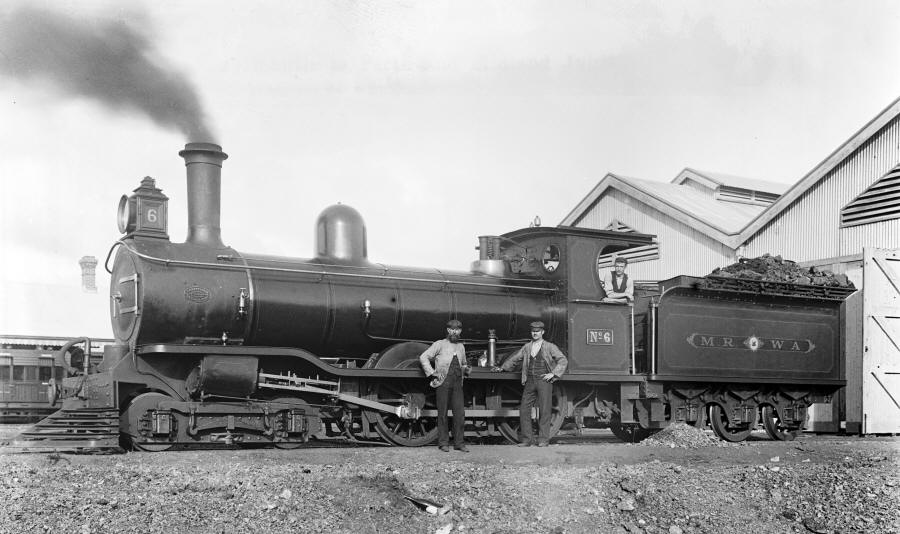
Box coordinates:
[435,368,465,447]
[519,375,553,443]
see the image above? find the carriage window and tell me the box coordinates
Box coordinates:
[55,366,65,380]
[39,359,54,382]
[14,365,38,381]
[542,244,561,273]
[0,366,9,380]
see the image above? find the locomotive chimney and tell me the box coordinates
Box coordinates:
[178,142,229,248]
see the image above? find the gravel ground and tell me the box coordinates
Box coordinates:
[0,425,897,534]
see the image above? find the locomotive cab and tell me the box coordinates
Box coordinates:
[478,226,656,374]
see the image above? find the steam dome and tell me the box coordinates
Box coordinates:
[315,204,368,264]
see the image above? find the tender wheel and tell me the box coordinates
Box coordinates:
[124,392,176,452]
[761,405,802,441]
[690,404,707,429]
[709,404,754,443]
[498,385,567,443]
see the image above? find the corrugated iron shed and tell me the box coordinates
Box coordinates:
[739,96,900,261]
[674,168,792,196]
[561,170,774,246]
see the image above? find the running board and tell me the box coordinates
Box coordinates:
[1,408,123,454]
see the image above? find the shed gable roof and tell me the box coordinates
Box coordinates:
[560,173,767,246]
[672,168,790,195]
[737,96,900,244]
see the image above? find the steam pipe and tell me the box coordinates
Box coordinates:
[651,297,658,375]
[487,329,497,367]
[179,142,228,247]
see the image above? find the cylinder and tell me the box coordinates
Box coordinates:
[179,142,229,248]
[198,355,258,397]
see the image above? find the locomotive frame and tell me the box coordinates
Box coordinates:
[8,143,854,452]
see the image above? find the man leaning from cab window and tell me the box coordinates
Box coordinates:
[601,256,633,304]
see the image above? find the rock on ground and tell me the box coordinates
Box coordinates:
[0,431,897,534]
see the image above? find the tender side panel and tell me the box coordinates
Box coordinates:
[656,288,842,382]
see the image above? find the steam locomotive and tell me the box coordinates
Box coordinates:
[10,143,854,452]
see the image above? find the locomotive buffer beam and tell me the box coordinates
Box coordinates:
[257,372,422,419]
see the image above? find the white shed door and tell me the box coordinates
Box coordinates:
[863,248,900,433]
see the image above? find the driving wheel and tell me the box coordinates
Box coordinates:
[498,385,567,443]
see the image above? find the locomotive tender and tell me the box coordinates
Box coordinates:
[11,143,853,452]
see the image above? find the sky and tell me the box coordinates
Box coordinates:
[1,0,899,335]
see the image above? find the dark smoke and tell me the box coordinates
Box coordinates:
[0,6,216,141]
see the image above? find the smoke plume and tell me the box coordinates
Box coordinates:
[0,6,216,141]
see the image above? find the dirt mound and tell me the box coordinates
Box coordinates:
[639,423,730,448]
[708,254,854,288]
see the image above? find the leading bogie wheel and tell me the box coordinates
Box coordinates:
[124,392,176,452]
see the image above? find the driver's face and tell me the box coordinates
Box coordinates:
[531,329,544,341]
[614,263,626,274]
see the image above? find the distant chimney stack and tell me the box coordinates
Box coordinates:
[79,256,98,293]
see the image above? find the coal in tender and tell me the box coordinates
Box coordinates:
[707,254,854,288]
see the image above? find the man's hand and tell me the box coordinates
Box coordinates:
[541,372,556,382]
[490,366,502,373]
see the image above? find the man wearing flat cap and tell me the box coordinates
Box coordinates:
[420,319,471,452]
[493,321,567,447]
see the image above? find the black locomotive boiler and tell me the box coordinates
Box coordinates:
[11,143,854,452]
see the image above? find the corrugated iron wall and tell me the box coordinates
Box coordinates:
[743,115,900,261]
[574,188,736,281]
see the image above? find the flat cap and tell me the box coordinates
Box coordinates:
[446,319,463,329]
[530,321,545,330]
[614,256,628,265]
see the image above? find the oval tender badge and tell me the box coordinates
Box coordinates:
[184,286,211,303]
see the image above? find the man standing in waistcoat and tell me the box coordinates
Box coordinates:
[420,319,470,452]
[601,256,633,304]
[492,321,567,447]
